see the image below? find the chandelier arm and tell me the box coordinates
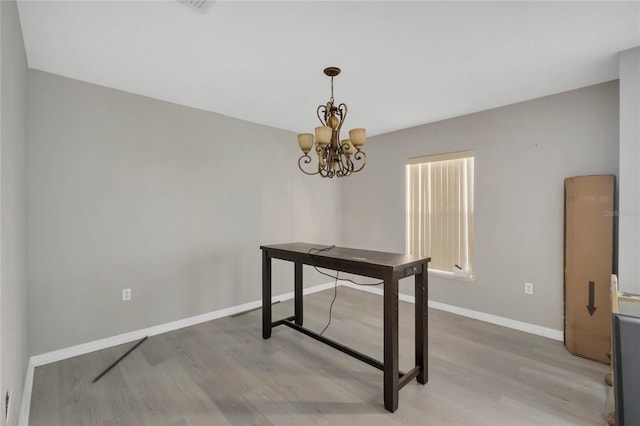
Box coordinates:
[345,156,354,173]
[336,103,348,137]
[337,140,354,176]
[337,103,348,121]
[340,166,351,177]
[318,145,327,170]
[340,140,353,154]
[327,149,336,176]
[351,151,367,173]
[317,105,328,126]
[322,146,333,177]
[337,152,349,175]
[298,154,321,175]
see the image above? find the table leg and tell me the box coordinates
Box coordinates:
[415,263,428,384]
[262,250,272,339]
[384,272,399,412]
[295,262,303,326]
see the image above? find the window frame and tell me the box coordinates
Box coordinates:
[406,150,475,281]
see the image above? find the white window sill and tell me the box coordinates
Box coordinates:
[428,269,476,283]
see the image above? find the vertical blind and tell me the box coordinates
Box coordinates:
[406,153,474,275]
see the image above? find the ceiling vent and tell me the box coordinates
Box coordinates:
[180,0,215,14]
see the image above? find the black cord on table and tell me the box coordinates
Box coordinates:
[307,246,384,286]
[307,245,384,335]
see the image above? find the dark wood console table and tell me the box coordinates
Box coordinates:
[261,242,430,412]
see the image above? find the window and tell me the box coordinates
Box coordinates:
[406,151,474,278]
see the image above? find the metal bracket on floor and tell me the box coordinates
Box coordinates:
[92,336,148,383]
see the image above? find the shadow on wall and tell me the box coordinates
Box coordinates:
[186,248,263,316]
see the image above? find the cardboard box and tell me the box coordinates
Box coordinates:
[564,175,615,364]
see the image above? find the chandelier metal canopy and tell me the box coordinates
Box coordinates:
[297,67,366,178]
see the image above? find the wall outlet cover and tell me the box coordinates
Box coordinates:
[525,282,534,295]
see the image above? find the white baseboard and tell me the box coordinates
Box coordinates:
[17,281,335,426]
[427,300,564,341]
[17,359,34,426]
[339,281,564,341]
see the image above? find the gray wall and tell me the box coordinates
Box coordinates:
[27,70,340,355]
[618,46,640,317]
[341,81,619,331]
[0,1,29,424]
[618,47,640,294]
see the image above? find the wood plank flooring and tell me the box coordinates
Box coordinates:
[29,287,608,425]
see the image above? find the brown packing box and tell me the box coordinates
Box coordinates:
[564,175,615,364]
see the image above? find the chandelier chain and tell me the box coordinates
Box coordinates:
[330,76,334,104]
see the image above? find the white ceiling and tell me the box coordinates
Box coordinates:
[16,1,640,136]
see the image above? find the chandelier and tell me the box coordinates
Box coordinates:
[297,67,367,178]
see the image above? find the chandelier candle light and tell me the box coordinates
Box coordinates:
[297,67,367,178]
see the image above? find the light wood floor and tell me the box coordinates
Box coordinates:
[29,287,608,426]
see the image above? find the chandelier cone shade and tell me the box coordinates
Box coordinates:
[297,67,367,178]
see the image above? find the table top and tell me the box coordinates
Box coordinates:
[260,242,430,271]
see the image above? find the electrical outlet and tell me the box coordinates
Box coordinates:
[524,282,534,295]
[122,288,131,301]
